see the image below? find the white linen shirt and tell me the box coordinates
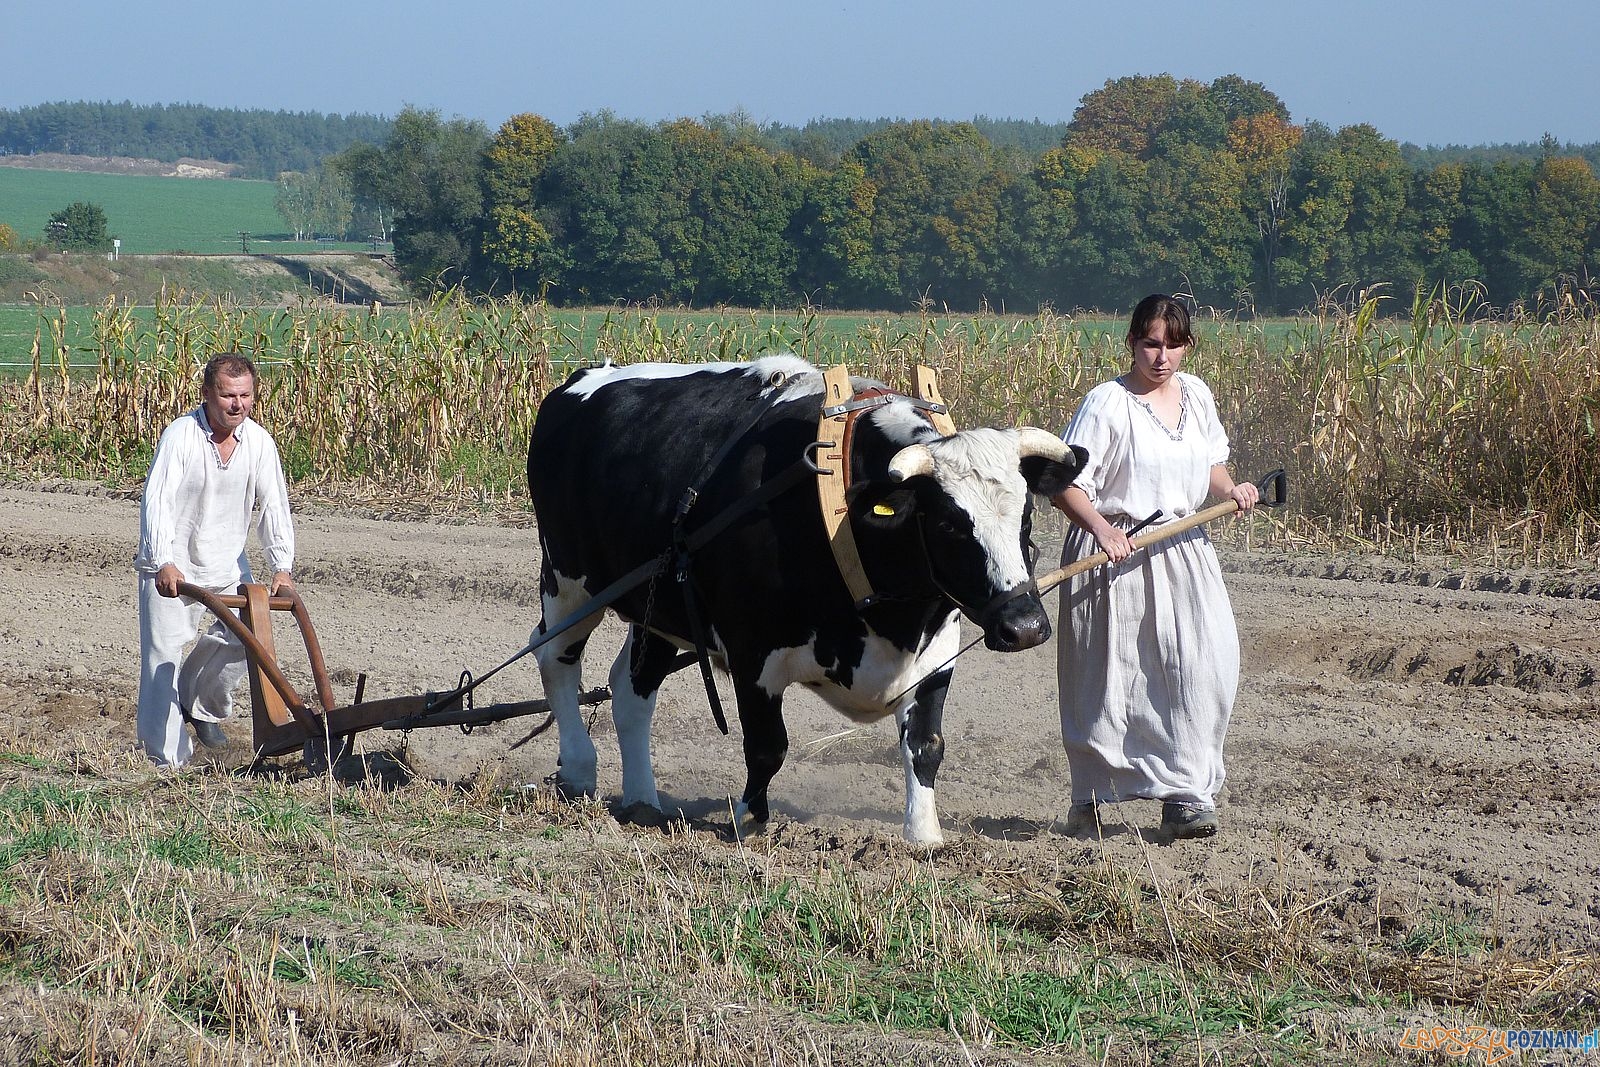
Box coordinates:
[134,406,294,587]
[1061,372,1231,522]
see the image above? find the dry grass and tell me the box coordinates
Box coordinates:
[2,288,1598,568]
[2,742,1596,1067]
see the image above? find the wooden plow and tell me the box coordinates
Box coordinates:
[172,581,595,765]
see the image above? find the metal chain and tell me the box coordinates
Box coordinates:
[631,547,674,681]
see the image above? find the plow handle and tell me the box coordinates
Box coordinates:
[1038,468,1286,596]
[173,581,331,724]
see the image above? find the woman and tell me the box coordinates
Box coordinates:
[1051,294,1257,839]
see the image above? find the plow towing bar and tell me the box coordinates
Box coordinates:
[174,581,600,762]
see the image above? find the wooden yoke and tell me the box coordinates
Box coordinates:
[911,364,957,436]
[815,364,957,611]
[817,365,875,607]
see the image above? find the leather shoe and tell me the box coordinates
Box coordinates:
[1062,802,1099,835]
[1160,801,1218,839]
[188,716,229,749]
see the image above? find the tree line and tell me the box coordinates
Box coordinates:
[6,87,1598,314]
[0,101,392,180]
[330,77,1600,314]
[0,100,1069,186]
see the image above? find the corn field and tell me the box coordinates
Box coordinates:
[2,286,1597,562]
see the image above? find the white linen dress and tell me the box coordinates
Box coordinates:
[1057,372,1239,807]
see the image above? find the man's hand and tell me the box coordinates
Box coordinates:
[155,563,185,598]
[269,571,297,597]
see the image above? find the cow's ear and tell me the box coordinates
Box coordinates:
[1021,444,1087,497]
[858,487,918,529]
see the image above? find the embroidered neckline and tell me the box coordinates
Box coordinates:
[197,409,242,470]
[206,434,234,470]
[1125,379,1189,440]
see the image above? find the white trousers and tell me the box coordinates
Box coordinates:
[136,575,249,768]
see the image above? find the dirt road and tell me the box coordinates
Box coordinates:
[2,482,1596,956]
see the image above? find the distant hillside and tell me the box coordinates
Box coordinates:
[0,165,286,254]
[0,152,242,179]
[0,250,409,307]
[0,101,392,179]
[5,100,1593,182]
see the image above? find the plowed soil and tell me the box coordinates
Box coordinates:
[3,482,1596,956]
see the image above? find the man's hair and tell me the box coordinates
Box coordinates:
[202,353,257,390]
[1126,294,1195,350]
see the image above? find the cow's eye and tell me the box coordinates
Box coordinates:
[934,517,960,537]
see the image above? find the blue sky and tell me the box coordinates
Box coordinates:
[10,0,1597,147]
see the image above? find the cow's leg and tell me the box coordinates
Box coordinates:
[896,667,950,847]
[532,572,606,799]
[731,673,787,830]
[607,624,678,810]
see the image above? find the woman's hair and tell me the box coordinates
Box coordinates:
[1126,294,1194,350]
[202,352,257,389]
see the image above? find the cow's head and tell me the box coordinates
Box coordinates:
[859,426,1085,651]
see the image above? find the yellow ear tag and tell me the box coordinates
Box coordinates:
[873,503,896,516]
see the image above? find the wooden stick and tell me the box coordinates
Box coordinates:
[1037,498,1242,595]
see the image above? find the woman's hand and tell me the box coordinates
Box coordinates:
[1055,485,1135,564]
[1211,464,1258,514]
[1228,480,1259,513]
[1094,524,1134,564]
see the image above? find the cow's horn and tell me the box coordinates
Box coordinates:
[888,444,936,481]
[1015,427,1070,461]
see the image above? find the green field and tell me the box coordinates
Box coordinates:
[0,302,1141,373]
[0,301,1310,374]
[0,167,379,255]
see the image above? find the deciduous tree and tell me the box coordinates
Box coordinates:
[1066,75,1185,159]
[692,137,804,306]
[1228,112,1302,306]
[274,171,315,240]
[45,201,110,251]
[339,107,490,290]
[480,113,563,291]
[791,157,884,307]
[845,121,1013,309]
[1520,154,1600,294]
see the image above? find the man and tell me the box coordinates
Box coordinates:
[134,353,296,768]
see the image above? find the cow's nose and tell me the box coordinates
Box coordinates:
[983,598,1051,652]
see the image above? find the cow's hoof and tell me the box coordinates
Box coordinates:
[546,772,597,802]
[614,801,669,828]
[903,820,945,849]
[732,801,769,838]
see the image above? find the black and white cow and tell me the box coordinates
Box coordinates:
[526,355,1084,845]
